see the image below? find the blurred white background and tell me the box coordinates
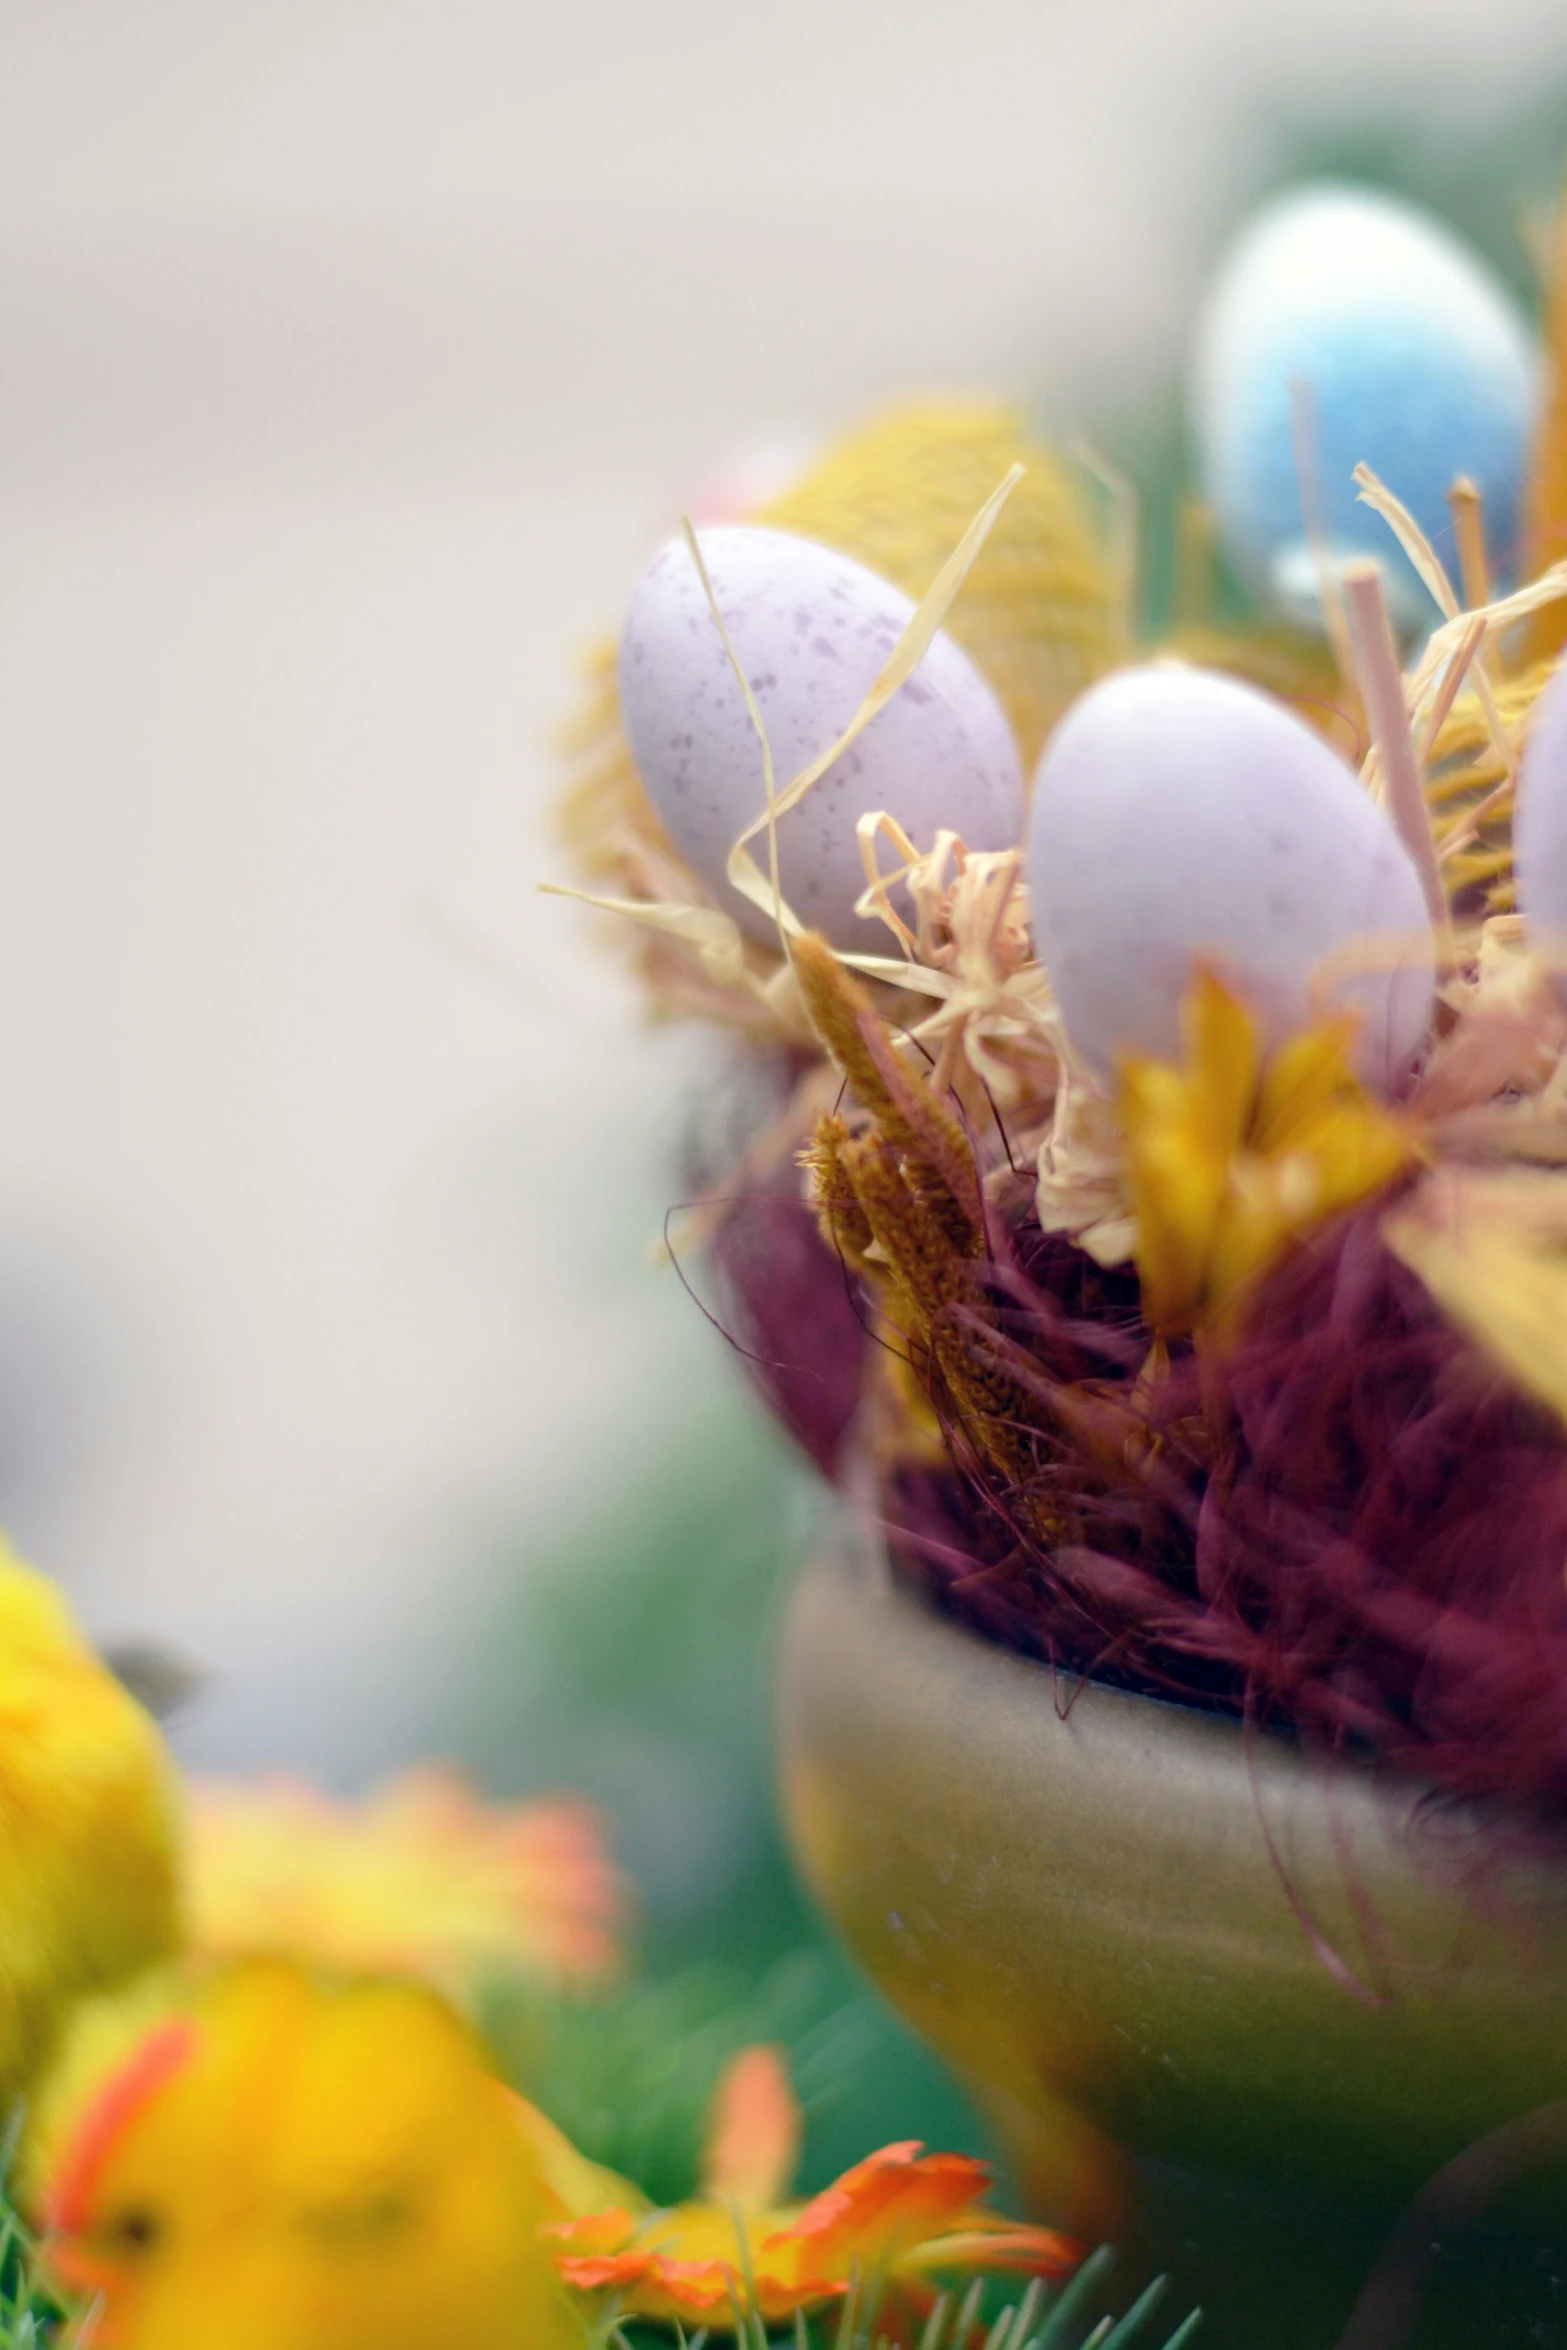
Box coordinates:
[3,0,1567,1777]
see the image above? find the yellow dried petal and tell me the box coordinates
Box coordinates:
[1181,965,1262,1154]
[1120,969,1414,1340]
[1206,1156,1309,1330]
[1252,1016,1361,1152]
[1124,1111,1230,1333]
[1384,1167,1567,1425]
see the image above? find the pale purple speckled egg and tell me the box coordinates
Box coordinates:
[1517,650,1567,959]
[617,524,1023,949]
[1026,664,1435,1092]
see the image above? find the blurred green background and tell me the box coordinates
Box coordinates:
[463,1401,998,2204]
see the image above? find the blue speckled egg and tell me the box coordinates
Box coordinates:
[618,524,1023,950]
[1191,182,1539,626]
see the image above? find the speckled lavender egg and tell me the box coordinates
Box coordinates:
[617,524,1023,949]
[1516,650,1567,955]
[1026,664,1435,1090]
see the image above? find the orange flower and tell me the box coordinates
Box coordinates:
[186,1767,626,1997]
[1119,967,1415,1338]
[35,1960,585,2350]
[538,2043,1078,2336]
[31,1999,1076,2346]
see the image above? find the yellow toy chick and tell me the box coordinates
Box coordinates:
[0,1539,180,2089]
[34,1960,584,2350]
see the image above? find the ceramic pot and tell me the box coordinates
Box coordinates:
[776,1506,1567,2345]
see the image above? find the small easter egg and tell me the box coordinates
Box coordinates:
[617,523,1023,950]
[1516,651,1567,953]
[1191,182,1539,625]
[1026,663,1435,1089]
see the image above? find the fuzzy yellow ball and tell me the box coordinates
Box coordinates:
[0,1540,180,2087]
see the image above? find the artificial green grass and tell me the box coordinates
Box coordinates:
[593,2243,1200,2350]
[0,2166,66,2348]
[0,2159,1199,2350]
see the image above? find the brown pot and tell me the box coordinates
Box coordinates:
[776,1504,1567,2344]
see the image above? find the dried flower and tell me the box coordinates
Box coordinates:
[540,2042,1077,2336]
[853,818,1062,1114]
[1034,1070,1138,1267]
[1118,967,1414,1337]
[186,1768,627,1999]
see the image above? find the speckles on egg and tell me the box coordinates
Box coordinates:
[1025,663,1436,1092]
[617,524,1023,949]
